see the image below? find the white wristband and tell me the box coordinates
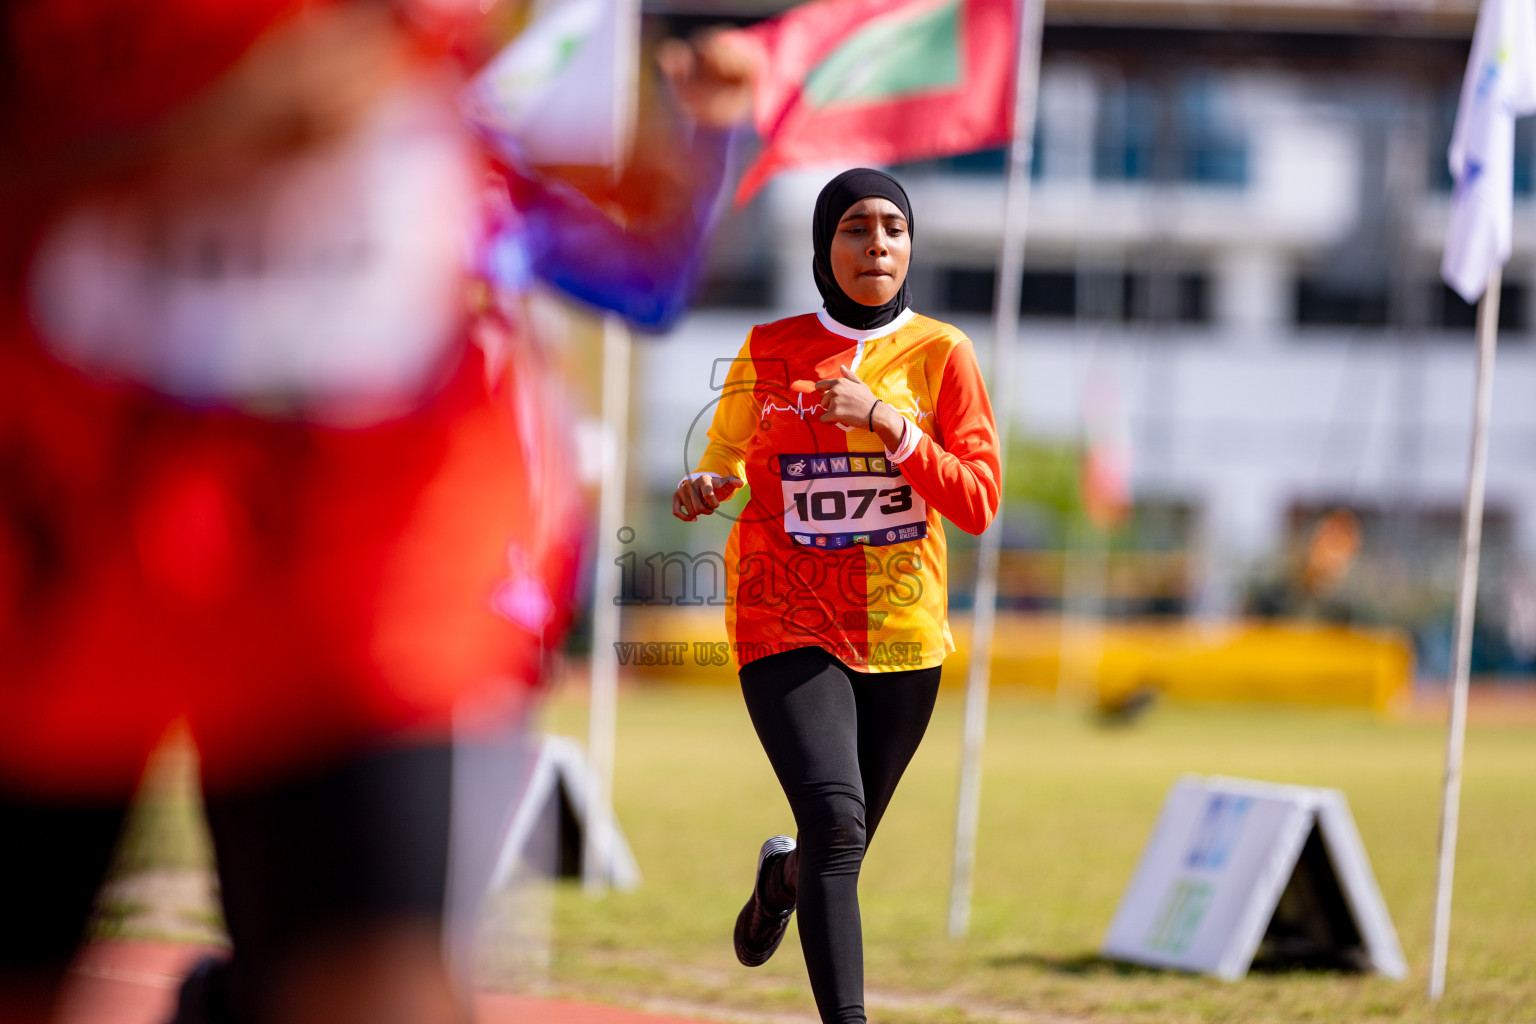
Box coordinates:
[886,417,921,464]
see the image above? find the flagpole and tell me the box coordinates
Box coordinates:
[1428,265,1500,999]
[584,0,641,896]
[584,314,630,895]
[948,0,1045,939]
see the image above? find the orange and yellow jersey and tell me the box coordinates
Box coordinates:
[691,309,1001,673]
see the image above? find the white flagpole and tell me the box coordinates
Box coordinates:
[584,0,641,895]
[584,315,631,894]
[1428,265,1501,998]
[948,0,1045,939]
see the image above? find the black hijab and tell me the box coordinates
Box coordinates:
[812,168,914,332]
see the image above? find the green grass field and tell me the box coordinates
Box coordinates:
[530,684,1535,1024]
[103,683,1534,1022]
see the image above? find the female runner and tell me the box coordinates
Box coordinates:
[673,168,1001,1024]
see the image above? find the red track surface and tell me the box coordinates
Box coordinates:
[56,942,714,1024]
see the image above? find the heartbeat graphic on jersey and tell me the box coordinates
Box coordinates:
[888,401,933,423]
[760,392,812,418]
[759,391,859,432]
[759,392,930,433]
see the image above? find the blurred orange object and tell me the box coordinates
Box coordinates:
[1302,508,1363,597]
[1082,442,1131,532]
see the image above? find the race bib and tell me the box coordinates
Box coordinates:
[777,451,928,549]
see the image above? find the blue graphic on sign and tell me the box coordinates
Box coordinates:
[1185,794,1251,871]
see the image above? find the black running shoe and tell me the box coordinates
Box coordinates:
[165,956,235,1024]
[734,835,796,967]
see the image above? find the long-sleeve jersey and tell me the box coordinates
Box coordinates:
[693,309,1001,673]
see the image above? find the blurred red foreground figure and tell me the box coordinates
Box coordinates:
[0,1,751,1022]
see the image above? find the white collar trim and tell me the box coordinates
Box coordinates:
[816,307,915,342]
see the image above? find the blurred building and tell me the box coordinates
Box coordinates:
[634,0,1536,665]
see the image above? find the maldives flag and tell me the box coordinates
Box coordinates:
[725,0,1016,203]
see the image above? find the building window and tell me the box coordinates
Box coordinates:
[1094,74,1247,187]
[1094,80,1159,181]
[1124,271,1209,323]
[894,132,1039,178]
[1438,281,1528,331]
[1294,277,1528,332]
[942,266,1210,322]
[1179,78,1249,186]
[943,147,1009,174]
[692,269,774,308]
[1020,270,1078,317]
[1294,278,1389,327]
[943,268,997,314]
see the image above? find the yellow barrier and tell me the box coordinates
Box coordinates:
[616,609,1413,713]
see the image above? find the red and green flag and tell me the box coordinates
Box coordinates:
[724,0,1017,204]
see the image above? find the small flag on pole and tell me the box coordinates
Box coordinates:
[461,0,639,168]
[1441,0,1536,303]
[723,0,1015,204]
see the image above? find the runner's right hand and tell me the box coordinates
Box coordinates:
[673,474,744,521]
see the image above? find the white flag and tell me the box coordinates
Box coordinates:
[1442,0,1536,303]
[461,0,639,167]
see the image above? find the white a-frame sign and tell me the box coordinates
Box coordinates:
[488,734,641,891]
[1102,775,1406,980]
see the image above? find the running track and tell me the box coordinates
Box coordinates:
[58,942,714,1024]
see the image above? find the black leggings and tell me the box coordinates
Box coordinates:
[739,647,941,1024]
[0,742,452,1024]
